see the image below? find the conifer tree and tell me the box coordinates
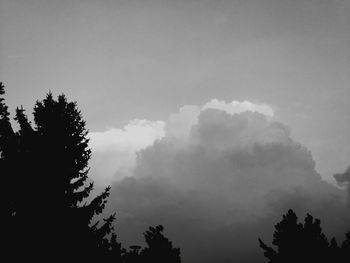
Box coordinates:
[259,209,349,263]
[1,83,183,262]
[0,83,20,257]
[340,231,350,260]
[0,84,121,260]
[140,225,181,263]
[0,82,16,218]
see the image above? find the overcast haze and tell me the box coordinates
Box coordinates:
[1,0,350,262]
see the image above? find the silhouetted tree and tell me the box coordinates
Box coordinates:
[140,225,181,263]
[340,231,350,260]
[259,209,349,263]
[0,83,19,256]
[124,245,143,263]
[0,84,122,261]
[0,83,13,213]
[1,83,183,262]
[122,225,181,263]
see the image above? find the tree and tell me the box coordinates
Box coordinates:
[1,83,182,262]
[340,231,350,260]
[0,84,121,261]
[259,209,349,263]
[0,83,19,257]
[0,82,14,217]
[122,225,181,263]
[124,245,143,263]
[140,225,181,263]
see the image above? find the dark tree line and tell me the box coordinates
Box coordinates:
[259,209,350,263]
[0,83,181,262]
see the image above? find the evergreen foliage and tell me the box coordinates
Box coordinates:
[1,82,182,262]
[259,209,350,263]
[123,225,181,263]
[0,84,121,261]
[140,225,181,263]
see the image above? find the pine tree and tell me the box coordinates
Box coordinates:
[0,83,19,258]
[32,93,119,260]
[340,231,350,260]
[140,225,181,263]
[124,245,143,263]
[0,83,15,216]
[259,209,348,263]
[0,85,121,260]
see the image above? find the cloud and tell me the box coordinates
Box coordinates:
[334,166,350,207]
[89,119,165,186]
[334,166,350,186]
[165,99,274,141]
[88,100,349,262]
[164,105,200,140]
[203,99,274,117]
[89,100,275,186]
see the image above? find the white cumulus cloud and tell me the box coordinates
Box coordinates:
[203,99,274,117]
[89,100,275,186]
[96,102,349,263]
[89,119,165,186]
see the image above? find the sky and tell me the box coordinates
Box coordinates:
[1,0,350,262]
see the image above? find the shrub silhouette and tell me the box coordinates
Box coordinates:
[259,209,349,263]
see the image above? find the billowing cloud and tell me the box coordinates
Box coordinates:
[334,166,350,207]
[89,100,275,185]
[89,100,349,262]
[203,99,274,117]
[165,99,274,141]
[90,119,165,152]
[89,119,165,186]
[334,166,350,186]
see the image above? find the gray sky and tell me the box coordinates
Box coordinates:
[1,1,350,262]
[1,0,349,179]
